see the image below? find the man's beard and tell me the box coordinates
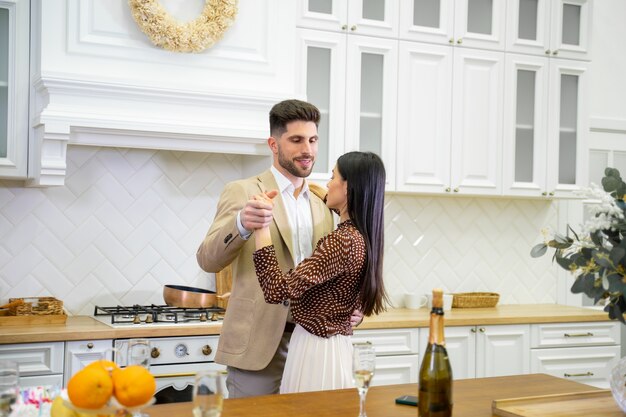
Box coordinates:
[278,150,315,178]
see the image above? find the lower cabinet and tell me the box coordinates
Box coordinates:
[423,324,531,379]
[0,341,64,389]
[64,339,114,385]
[352,328,419,386]
[530,322,621,388]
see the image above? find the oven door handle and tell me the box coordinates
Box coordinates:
[153,372,198,379]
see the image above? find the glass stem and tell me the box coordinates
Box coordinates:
[358,388,368,417]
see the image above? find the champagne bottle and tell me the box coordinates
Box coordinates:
[418,288,453,417]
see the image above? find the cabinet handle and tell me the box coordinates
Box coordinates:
[564,332,593,338]
[449,38,454,44]
[445,187,451,192]
[471,328,476,333]
[456,38,463,44]
[479,327,485,333]
[552,50,558,56]
[549,191,554,196]
[351,25,357,31]
[453,188,459,193]
[86,342,94,349]
[541,191,547,196]
[341,24,347,30]
[545,49,551,55]
[564,372,593,377]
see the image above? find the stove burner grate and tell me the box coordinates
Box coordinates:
[93,304,225,325]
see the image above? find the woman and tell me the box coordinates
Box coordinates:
[252,151,388,393]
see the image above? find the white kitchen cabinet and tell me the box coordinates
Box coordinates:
[297,0,400,38]
[0,0,29,178]
[397,44,504,195]
[353,328,419,386]
[297,28,398,188]
[506,0,592,60]
[0,342,64,389]
[399,0,507,51]
[503,55,588,197]
[530,321,620,388]
[64,339,113,385]
[423,324,530,379]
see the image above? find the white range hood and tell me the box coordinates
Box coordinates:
[28,0,297,186]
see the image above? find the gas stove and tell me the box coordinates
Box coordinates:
[93,304,225,327]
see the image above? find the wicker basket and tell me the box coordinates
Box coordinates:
[8,297,63,316]
[452,292,499,308]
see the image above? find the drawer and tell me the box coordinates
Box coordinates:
[531,322,620,348]
[530,345,620,389]
[352,328,419,355]
[371,354,419,386]
[0,342,64,376]
[19,374,64,389]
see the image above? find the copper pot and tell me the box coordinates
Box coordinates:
[163,285,229,308]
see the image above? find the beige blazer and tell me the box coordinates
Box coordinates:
[196,169,334,371]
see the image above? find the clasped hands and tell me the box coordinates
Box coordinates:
[241,190,279,231]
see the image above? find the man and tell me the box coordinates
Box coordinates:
[197,99,361,397]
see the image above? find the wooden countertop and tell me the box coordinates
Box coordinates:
[0,304,611,344]
[144,373,603,417]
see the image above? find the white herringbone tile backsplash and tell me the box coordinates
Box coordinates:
[0,146,559,315]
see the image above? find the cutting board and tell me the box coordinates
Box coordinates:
[492,390,624,417]
[216,265,232,309]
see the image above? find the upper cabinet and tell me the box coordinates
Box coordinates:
[507,0,592,60]
[297,0,400,38]
[0,0,29,179]
[296,0,398,188]
[503,55,588,197]
[399,0,507,51]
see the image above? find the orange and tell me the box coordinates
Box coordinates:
[85,359,119,373]
[112,365,156,407]
[67,366,114,409]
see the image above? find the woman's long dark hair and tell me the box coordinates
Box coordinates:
[337,151,388,316]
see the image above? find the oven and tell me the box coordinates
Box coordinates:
[114,335,226,404]
[92,304,227,404]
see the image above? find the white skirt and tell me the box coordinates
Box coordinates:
[280,324,354,394]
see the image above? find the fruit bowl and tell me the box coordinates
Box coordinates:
[60,391,156,415]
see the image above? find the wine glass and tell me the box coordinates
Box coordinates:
[127,339,151,417]
[0,360,19,417]
[352,342,375,417]
[193,370,226,417]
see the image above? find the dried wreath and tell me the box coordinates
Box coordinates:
[128,0,238,53]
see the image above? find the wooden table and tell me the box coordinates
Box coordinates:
[144,374,602,417]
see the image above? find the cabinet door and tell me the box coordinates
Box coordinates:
[297,0,348,32]
[453,0,507,50]
[549,0,592,60]
[450,48,504,195]
[64,340,113,385]
[506,0,552,56]
[0,0,28,178]
[420,325,476,380]
[344,35,398,189]
[296,28,347,182]
[399,0,455,44]
[19,374,64,390]
[502,54,550,197]
[531,345,620,389]
[476,324,530,378]
[396,41,452,194]
[347,0,400,38]
[545,59,588,197]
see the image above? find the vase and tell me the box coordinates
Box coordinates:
[610,356,626,412]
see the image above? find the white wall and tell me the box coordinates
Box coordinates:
[0,145,559,315]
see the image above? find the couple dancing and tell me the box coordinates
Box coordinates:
[197,99,388,397]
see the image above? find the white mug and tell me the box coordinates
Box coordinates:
[426,293,453,311]
[404,293,428,309]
